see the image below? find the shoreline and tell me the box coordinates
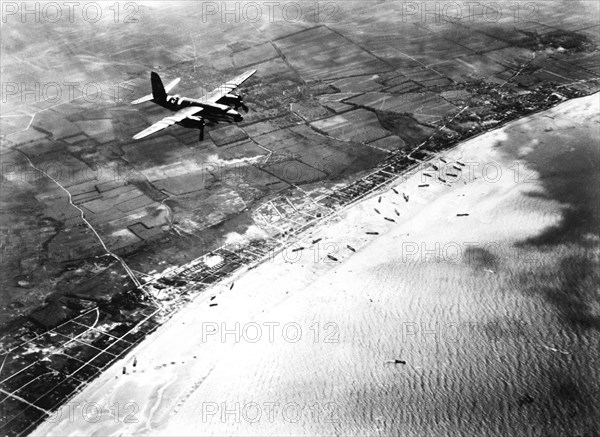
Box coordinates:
[34,92,600,436]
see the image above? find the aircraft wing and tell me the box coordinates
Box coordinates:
[164,77,181,93]
[131,94,154,105]
[205,69,257,103]
[132,106,203,140]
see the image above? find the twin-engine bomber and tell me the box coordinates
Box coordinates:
[131,69,256,141]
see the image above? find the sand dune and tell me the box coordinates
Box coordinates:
[36,93,600,436]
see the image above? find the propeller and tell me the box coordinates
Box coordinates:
[238,93,249,113]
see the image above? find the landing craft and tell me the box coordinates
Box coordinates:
[384,359,406,365]
[131,69,256,141]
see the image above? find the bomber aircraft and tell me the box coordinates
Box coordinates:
[131,69,256,141]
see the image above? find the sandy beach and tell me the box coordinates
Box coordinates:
[35,93,600,436]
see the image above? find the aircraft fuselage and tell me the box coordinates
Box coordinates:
[154,95,243,123]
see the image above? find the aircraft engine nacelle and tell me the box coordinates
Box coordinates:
[167,94,181,105]
[219,93,243,108]
[178,116,204,129]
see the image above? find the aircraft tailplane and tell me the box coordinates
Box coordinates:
[151,72,167,102]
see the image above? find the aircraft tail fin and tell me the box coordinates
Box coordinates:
[132,72,178,104]
[151,72,167,102]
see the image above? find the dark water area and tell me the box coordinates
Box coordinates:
[492,97,600,433]
[517,129,600,247]
[500,102,600,332]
